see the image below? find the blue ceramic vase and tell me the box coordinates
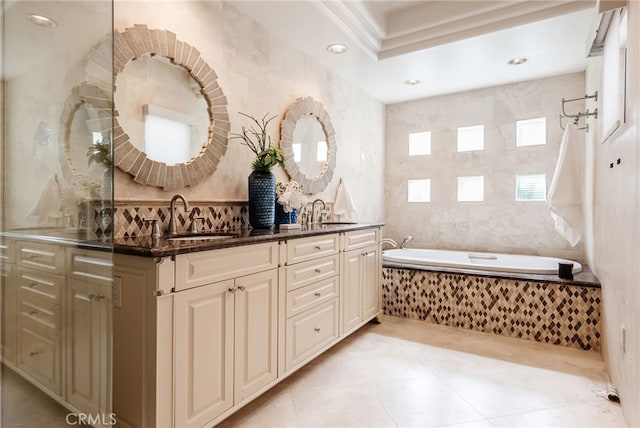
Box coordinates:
[275,203,298,226]
[248,171,276,229]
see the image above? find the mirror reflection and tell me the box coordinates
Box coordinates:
[114,54,209,165]
[67,102,110,195]
[292,114,328,179]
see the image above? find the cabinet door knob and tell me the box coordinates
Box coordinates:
[314,328,321,333]
[237,285,246,291]
[228,287,236,294]
[314,292,321,297]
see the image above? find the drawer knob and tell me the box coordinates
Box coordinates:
[29,351,39,357]
[314,292,321,297]
[314,269,322,274]
[29,310,38,316]
[314,246,321,250]
[29,282,37,288]
[314,327,321,333]
[89,294,105,301]
[237,285,246,292]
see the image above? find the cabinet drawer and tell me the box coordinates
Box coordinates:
[343,228,379,251]
[17,268,62,303]
[0,239,15,264]
[18,293,59,333]
[286,298,339,371]
[67,248,113,287]
[286,234,339,265]
[175,242,278,291]
[17,241,65,275]
[287,276,339,318]
[285,254,339,292]
[17,317,61,395]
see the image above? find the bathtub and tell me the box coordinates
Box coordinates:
[382,248,582,275]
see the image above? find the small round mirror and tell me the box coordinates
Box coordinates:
[280,97,336,194]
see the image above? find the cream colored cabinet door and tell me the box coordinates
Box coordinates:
[233,269,278,404]
[361,246,380,321]
[66,278,110,417]
[343,245,380,335]
[174,279,234,428]
[342,249,363,335]
[1,263,17,364]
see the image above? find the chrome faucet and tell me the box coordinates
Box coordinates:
[399,235,413,249]
[168,194,191,236]
[381,238,398,249]
[310,198,326,224]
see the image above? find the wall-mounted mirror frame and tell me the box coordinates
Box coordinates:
[59,82,112,198]
[280,97,336,194]
[102,25,229,190]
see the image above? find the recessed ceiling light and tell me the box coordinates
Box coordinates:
[326,44,347,54]
[404,79,420,86]
[26,14,57,28]
[508,57,528,65]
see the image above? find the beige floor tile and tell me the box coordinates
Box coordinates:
[369,374,484,427]
[218,386,299,428]
[291,384,396,427]
[287,352,368,393]
[489,400,627,427]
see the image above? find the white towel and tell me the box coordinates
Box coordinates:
[333,178,358,222]
[547,125,583,246]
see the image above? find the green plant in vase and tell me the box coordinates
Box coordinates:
[230,113,284,229]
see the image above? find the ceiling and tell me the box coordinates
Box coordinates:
[228,0,597,104]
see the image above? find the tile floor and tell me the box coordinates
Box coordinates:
[219,316,627,428]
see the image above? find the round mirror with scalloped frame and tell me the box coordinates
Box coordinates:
[85,25,229,190]
[280,97,336,194]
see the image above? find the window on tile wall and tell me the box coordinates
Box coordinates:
[408,179,431,203]
[409,131,431,156]
[457,125,484,152]
[516,117,546,147]
[457,176,484,202]
[515,174,546,201]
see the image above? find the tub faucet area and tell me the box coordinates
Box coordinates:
[168,194,191,236]
[381,238,398,248]
[400,235,413,249]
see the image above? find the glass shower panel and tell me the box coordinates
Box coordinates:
[1,1,113,426]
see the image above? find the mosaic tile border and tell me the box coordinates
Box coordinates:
[382,267,601,351]
[111,200,333,238]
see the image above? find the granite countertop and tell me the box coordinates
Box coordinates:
[114,222,385,257]
[1,228,112,252]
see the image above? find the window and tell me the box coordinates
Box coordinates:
[457,176,484,202]
[292,143,301,162]
[515,174,546,201]
[409,131,431,156]
[457,125,484,152]
[316,141,327,162]
[516,117,546,147]
[408,179,431,203]
[144,115,190,165]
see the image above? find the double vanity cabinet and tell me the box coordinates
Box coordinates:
[0,234,113,423]
[113,224,382,428]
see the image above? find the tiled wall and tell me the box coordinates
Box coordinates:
[110,200,332,238]
[382,267,601,351]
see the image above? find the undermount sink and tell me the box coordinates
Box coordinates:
[167,233,238,242]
